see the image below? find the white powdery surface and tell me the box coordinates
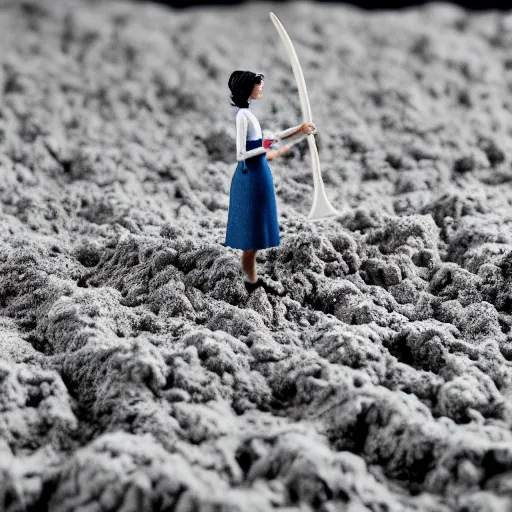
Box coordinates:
[1,0,512,510]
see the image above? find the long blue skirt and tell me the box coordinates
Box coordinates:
[225,138,280,250]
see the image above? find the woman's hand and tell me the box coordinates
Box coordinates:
[301,122,317,135]
[266,146,291,161]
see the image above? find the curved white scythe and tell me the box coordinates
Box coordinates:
[269,12,339,221]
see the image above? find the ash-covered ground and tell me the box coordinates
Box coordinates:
[2,0,512,510]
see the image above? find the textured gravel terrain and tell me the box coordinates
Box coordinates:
[2,0,512,510]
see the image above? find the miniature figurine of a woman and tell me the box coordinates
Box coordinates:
[225,70,316,283]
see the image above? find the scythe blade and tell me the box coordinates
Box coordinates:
[269,12,339,221]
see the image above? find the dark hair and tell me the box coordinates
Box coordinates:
[228,70,265,108]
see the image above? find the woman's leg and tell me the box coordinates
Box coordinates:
[241,250,251,272]
[242,249,258,282]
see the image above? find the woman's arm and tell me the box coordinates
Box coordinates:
[236,111,267,161]
[275,122,317,141]
[274,124,303,140]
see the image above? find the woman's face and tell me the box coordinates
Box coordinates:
[249,80,264,100]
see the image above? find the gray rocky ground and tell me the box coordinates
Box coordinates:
[2,0,512,510]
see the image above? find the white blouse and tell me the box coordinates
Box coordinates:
[233,105,304,162]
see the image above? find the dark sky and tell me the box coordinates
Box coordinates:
[138,0,510,10]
